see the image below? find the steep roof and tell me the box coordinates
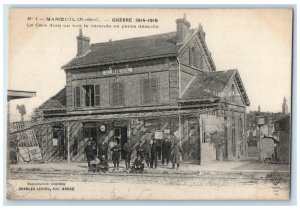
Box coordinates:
[180,70,236,102]
[180,70,250,106]
[63,32,181,69]
[39,88,66,110]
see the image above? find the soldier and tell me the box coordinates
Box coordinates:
[143,140,151,167]
[132,155,144,174]
[99,140,108,160]
[99,155,109,173]
[150,138,159,169]
[84,140,94,168]
[162,136,171,166]
[170,137,183,170]
[90,137,97,156]
[111,137,121,170]
[123,139,133,170]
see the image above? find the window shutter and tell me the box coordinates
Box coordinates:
[74,87,81,108]
[143,78,151,104]
[112,82,118,106]
[94,85,100,106]
[151,78,159,103]
[118,82,125,105]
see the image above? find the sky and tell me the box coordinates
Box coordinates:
[8,8,292,122]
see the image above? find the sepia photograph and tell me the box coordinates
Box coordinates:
[6,8,293,200]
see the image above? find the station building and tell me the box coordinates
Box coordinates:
[36,16,250,164]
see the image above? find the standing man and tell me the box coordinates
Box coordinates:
[111,137,121,170]
[150,138,158,169]
[84,140,94,168]
[143,140,151,168]
[170,136,183,170]
[99,140,108,160]
[123,139,133,170]
[162,136,172,166]
[90,137,97,156]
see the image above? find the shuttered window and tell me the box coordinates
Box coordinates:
[111,82,125,106]
[83,85,94,107]
[142,78,159,104]
[74,87,81,108]
[75,85,100,108]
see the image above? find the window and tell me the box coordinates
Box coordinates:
[189,47,195,66]
[52,126,63,146]
[74,87,81,108]
[231,84,235,103]
[111,82,125,106]
[189,47,204,69]
[142,78,159,104]
[81,85,100,107]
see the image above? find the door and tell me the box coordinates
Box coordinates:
[83,122,97,156]
[120,127,128,159]
[53,126,66,160]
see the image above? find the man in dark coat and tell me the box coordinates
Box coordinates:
[150,139,159,169]
[170,137,183,170]
[162,137,171,165]
[132,155,144,174]
[99,140,108,160]
[123,139,133,170]
[111,137,121,170]
[142,140,151,167]
[84,140,94,168]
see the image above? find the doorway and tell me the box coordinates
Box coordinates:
[83,122,97,156]
[52,126,66,160]
[114,127,128,159]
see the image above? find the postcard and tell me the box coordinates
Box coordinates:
[7,8,292,200]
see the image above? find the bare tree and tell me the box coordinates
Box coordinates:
[16,104,26,121]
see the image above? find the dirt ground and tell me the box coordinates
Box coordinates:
[6,160,290,200]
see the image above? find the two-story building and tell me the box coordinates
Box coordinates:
[36,16,250,165]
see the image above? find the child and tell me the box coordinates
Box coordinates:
[132,155,144,174]
[99,155,109,173]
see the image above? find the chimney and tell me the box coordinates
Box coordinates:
[176,14,191,44]
[76,28,90,57]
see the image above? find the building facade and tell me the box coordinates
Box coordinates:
[36,16,250,165]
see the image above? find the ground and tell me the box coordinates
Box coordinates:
[7,159,290,200]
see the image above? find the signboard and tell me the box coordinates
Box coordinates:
[102,67,133,76]
[52,138,58,146]
[155,131,163,140]
[164,129,170,134]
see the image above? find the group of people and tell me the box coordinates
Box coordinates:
[84,134,183,174]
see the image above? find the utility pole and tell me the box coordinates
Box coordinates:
[256,116,265,162]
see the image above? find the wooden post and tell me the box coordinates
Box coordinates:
[197,114,202,165]
[67,121,70,163]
